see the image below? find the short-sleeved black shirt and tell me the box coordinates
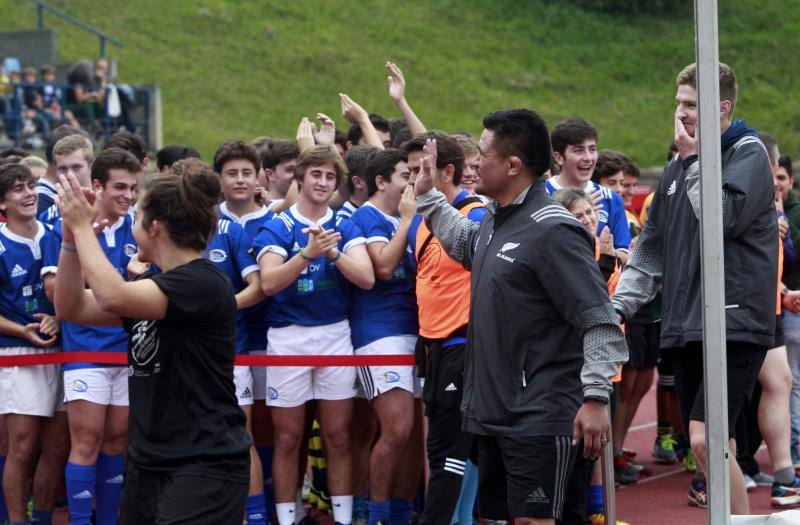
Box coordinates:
[124,258,250,480]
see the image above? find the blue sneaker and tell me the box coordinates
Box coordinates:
[688,479,707,508]
[771,478,800,508]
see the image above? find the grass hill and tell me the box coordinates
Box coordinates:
[2,0,799,167]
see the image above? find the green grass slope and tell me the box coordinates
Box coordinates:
[2,0,799,166]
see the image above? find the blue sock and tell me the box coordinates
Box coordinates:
[453,459,478,524]
[257,446,275,520]
[368,499,391,525]
[95,453,124,525]
[247,493,268,525]
[354,494,368,521]
[29,509,53,524]
[587,484,604,515]
[65,462,96,525]
[389,498,412,525]
[0,454,7,523]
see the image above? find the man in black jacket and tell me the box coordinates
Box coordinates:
[612,63,778,514]
[413,109,627,525]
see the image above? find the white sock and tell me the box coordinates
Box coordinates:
[276,502,296,525]
[294,489,304,524]
[331,495,353,525]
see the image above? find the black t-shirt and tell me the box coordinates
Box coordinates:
[124,258,250,480]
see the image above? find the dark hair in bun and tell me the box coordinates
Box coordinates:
[141,158,220,250]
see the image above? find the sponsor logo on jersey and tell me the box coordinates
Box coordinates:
[22,285,33,297]
[208,249,227,263]
[500,242,520,253]
[124,243,137,257]
[11,264,26,278]
[444,382,458,392]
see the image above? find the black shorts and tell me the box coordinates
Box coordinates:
[477,434,576,520]
[672,341,767,439]
[656,346,676,389]
[624,322,660,369]
[775,315,785,348]
[120,463,249,525]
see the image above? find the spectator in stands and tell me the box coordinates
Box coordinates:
[156,144,201,174]
[68,59,107,131]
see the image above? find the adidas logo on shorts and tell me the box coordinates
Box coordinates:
[240,387,252,399]
[11,264,26,278]
[73,490,93,500]
[524,486,549,504]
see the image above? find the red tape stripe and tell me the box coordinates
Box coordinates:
[0,352,415,367]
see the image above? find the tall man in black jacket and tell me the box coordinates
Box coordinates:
[413,109,627,525]
[612,63,778,514]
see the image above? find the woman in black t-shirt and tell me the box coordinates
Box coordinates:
[53,159,251,525]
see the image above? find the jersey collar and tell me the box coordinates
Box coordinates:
[220,201,271,226]
[0,221,46,259]
[289,204,333,227]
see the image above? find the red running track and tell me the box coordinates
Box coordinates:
[616,382,779,524]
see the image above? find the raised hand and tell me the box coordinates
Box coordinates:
[56,173,100,233]
[414,138,438,196]
[598,226,615,256]
[588,187,604,211]
[386,61,406,103]
[399,185,417,221]
[340,93,368,125]
[674,113,697,159]
[296,117,315,152]
[315,113,336,146]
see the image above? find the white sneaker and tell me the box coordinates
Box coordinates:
[743,474,756,492]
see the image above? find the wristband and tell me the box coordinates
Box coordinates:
[298,247,312,261]
[330,250,342,263]
[583,395,609,405]
[61,245,77,253]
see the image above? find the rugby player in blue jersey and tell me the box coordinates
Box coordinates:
[545,117,631,264]
[48,148,141,525]
[254,145,374,525]
[344,148,420,525]
[0,163,62,525]
[214,141,278,525]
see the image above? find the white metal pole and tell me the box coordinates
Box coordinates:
[602,404,616,524]
[694,0,730,523]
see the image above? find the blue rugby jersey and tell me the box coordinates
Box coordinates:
[345,202,418,349]
[252,204,365,328]
[205,218,259,354]
[0,222,60,348]
[53,216,137,370]
[218,202,274,351]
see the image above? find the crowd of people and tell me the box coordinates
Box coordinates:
[0,59,794,525]
[1,58,135,149]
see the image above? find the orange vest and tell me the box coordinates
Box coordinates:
[415,200,484,339]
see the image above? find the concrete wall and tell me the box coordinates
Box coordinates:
[0,30,58,70]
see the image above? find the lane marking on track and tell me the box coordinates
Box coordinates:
[629,421,657,432]
[618,466,687,488]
